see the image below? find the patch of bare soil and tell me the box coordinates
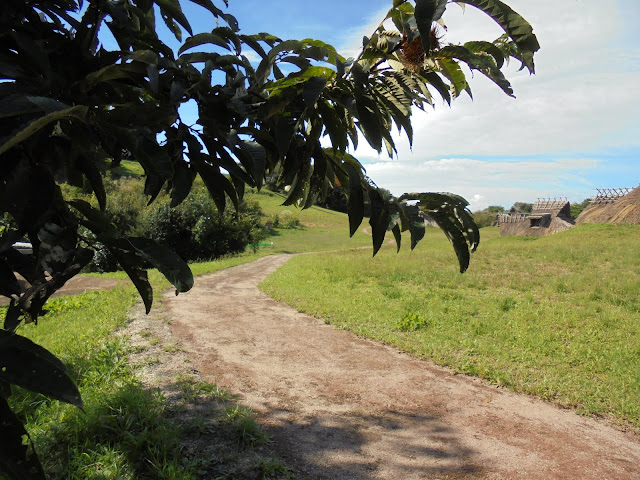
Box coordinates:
[0,275,123,306]
[158,254,640,480]
[122,303,294,479]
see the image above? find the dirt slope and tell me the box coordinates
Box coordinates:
[163,254,640,480]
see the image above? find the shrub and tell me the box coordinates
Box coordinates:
[134,184,266,262]
[103,177,147,234]
[83,179,266,270]
[266,210,301,230]
[472,210,499,228]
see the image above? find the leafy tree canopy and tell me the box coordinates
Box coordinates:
[511,201,534,213]
[486,205,506,213]
[472,205,506,228]
[571,198,591,219]
[0,0,538,477]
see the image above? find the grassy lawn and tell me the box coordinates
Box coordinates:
[260,223,640,428]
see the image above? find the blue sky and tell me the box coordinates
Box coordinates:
[155,0,640,210]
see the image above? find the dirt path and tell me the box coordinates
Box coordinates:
[163,254,640,480]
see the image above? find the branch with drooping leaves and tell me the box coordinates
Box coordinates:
[248,0,538,268]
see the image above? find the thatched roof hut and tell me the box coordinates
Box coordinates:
[499,199,575,237]
[576,186,640,225]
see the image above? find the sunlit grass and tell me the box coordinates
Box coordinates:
[246,189,373,253]
[7,287,196,479]
[261,224,640,427]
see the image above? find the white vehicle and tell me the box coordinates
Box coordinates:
[12,242,33,255]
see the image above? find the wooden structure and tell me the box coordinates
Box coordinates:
[591,187,634,205]
[576,185,640,225]
[499,198,574,237]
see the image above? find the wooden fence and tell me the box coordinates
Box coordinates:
[592,187,634,204]
[533,198,568,211]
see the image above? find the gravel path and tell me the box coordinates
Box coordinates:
[162,254,640,480]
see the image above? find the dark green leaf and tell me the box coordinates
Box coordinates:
[273,116,296,157]
[237,140,267,187]
[400,203,426,249]
[437,45,513,97]
[76,156,107,211]
[169,162,195,208]
[0,95,40,119]
[431,210,471,273]
[0,396,46,480]
[26,96,70,113]
[432,0,448,21]
[0,260,21,298]
[464,40,506,68]
[110,249,153,313]
[317,100,348,153]
[0,106,88,156]
[178,32,231,55]
[401,192,479,272]
[193,162,228,213]
[144,174,166,206]
[433,58,469,98]
[368,189,391,256]
[303,77,328,109]
[456,0,540,73]
[3,304,22,332]
[423,71,451,105]
[391,223,402,253]
[355,94,383,152]
[0,330,82,407]
[414,0,438,53]
[68,200,118,239]
[282,156,313,207]
[125,238,194,294]
[155,0,193,35]
[346,163,365,237]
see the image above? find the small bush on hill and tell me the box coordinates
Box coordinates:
[266,210,301,230]
[81,179,266,272]
[134,185,266,263]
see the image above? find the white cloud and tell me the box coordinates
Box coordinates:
[335,4,391,58]
[364,157,599,210]
[341,0,640,206]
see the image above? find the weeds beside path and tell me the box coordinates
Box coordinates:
[161,254,640,480]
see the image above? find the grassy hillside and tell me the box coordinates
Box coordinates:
[261,223,640,427]
[245,189,373,253]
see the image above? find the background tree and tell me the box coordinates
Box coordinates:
[511,201,534,213]
[571,198,591,219]
[0,0,538,477]
[473,205,505,228]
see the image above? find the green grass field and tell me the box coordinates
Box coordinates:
[261,223,640,428]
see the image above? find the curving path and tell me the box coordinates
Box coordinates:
[162,254,640,480]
